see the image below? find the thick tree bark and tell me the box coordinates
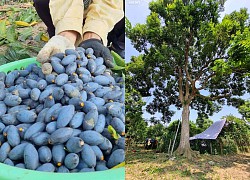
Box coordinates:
[174,104,197,159]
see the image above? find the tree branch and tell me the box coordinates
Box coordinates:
[196,93,231,101]
[178,66,184,103]
[184,32,193,83]
[196,73,216,91]
[185,79,190,101]
[189,80,196,103]
[195,56,228,81]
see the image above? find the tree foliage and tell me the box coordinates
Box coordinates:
[146,123,166,139]
[238,100,250,124]
[126,60,147,143]
[220,115,250,153]
[126,0,250,120]
[196,113,213,129]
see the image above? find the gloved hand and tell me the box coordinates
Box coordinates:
[79,39,114,68]
[37,35,75,63]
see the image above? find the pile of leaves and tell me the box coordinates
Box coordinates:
[0,2,48,65]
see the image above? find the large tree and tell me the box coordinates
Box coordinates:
[126,0,250,159]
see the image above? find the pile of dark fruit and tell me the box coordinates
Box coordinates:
[0,47,125,173]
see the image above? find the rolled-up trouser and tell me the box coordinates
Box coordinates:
[33,0,125,51]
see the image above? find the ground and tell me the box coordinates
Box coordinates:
[126,145,250,180]
[0,2,47,60]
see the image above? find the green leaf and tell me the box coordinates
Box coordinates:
[122,73,125,82]
[7,42,24,49]
[19,27,32,42]
[0,54,7,66]
[0,39,5,46]
[0,20,6,39]
[6,25,17,43]
[35,32,43,42]
[111,162,125,169]
[23,16,33,23]
[107,125,120,140]
[112,65,125,71]
[111,50,125,67]
[5,48,18,62]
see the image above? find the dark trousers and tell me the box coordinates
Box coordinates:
[33,0,125,51]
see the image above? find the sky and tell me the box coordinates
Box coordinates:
[125,0,250,124]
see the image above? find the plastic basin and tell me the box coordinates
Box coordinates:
[0,57,125,180]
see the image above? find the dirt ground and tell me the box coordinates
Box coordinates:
[126,145,250,180]
[0,2,47,56]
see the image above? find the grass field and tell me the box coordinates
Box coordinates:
[126,145,250,180]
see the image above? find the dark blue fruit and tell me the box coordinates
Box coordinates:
[52,144,65,167]
[30,88,41,101]
[81,143,96,168]
[7,125,20,147]
[61,54,76,66]
[4,94,22,106]
[51,59,65,74]
[69,112,84,128]
[49,127,73,144]
[0,142,11,162]
[36,163,55,172]
[24,122,45,140]
[79,130,104,146]
[66,137,84,153]
[38,146,52,163]
[64,153,79,170]
[91,145,104,161]
[56,105,75,128]
[0,101,7,116]
[24,143,39,170]
[16,110,37,123]
[8,143,28,161]
[107,149,125,168]
[52,87,64,101]
[55,73,69,86]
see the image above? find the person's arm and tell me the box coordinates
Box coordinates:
[58,30,78,45]
[49,0,84,45]
[37,0,84,63]
[82,0,124,46]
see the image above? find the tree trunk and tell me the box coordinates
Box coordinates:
[174,104,198,160]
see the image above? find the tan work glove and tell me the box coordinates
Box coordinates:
[36,35,75,63]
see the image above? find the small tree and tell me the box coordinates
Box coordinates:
[238,100,250,124]
[126,0,250,159]
[126,58,147,144]
[196,113,213,129]
[146,123,166,139]
[220,115,250,153]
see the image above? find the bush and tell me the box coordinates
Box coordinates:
[220,115,250,153]
[157,116,250,154]
[220,136,238,154]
